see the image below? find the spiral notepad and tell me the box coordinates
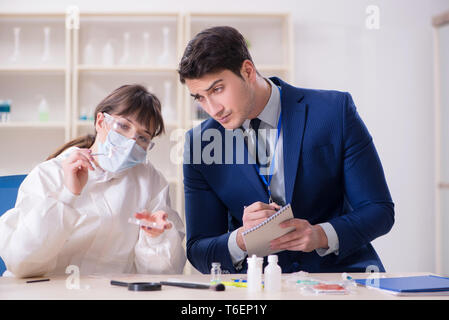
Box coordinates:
[242,203,295,257]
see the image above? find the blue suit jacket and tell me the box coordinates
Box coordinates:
[183,77,394,274]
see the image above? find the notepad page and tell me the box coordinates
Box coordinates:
[242,204,295,257]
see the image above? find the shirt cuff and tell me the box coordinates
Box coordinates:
[58,185,79,206]
[315,222,340,257]
[228,229,247,269]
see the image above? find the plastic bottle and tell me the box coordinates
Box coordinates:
[79,107,88,121]
[10,27,21,63]
[247,254,263,292]
[0,100,11,123]
[157,27,170,65]
[38,97,49,122]
[119,32,130,65]
[264,255,282,292]
[41,26,52,63]
[102,41,114,66]
[140,32,151,65]
[162,80,175,122]
[210,262,222,284]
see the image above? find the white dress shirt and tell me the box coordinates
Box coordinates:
[227,78,340,268]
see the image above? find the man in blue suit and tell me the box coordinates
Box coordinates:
[178,26,394,274]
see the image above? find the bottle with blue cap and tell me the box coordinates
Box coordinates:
[0,100,11,123]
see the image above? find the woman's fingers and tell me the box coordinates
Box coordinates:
[134,211,172,237]
[67,150,95,171]
[71,159,93,172]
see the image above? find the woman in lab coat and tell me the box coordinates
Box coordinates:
[0,84,186,278]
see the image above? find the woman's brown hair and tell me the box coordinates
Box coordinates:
[47,84,165,160]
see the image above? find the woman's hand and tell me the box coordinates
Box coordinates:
[134,210,172,238]
[61,149,95,195]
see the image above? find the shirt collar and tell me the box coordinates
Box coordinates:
[242,78,281,129]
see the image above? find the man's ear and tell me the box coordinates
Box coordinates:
[240,59,257,83]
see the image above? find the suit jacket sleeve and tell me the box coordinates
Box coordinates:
[183,130,239,274]
[329,92,395,261]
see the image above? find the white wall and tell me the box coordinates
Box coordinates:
[2,0,448,273]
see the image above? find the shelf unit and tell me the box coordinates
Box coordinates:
[0,12,71,175]
[0,10,294,274]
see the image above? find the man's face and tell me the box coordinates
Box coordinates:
[185,69,255,130]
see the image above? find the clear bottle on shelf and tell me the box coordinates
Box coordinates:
[79,107,88,121]
[140,32,151,65]
[83,41,96,65]
[102,40,115,66]
[119,32,130,65]
[0,100,11,123]
[157,27,170,66]
[41,26,52,64]
[162,80,175,122]
[38,97,49,122]
[10,27,21,64]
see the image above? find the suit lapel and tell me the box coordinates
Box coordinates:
[276,79,308,204]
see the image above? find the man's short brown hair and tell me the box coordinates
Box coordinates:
[178,26,255,83]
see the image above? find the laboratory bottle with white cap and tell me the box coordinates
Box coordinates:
[264,254,282,292]
[247,254,263,292]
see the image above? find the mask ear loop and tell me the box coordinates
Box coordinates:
[144,147,150,165]
[92,114,117,159]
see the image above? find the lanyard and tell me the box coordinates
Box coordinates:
[254,105,282,204]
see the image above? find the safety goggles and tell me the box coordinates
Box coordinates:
[103,112,155,152]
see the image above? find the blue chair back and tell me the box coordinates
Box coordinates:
[0,174,27,276]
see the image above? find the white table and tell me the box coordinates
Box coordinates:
[1,272,448,300]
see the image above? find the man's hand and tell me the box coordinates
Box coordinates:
[269,219,329,252]
[236,201,281,251]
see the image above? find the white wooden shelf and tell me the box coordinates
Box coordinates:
[76,65,177,72]
[76,120,179,128]
[0,121,66,128]
[0,66,66,72]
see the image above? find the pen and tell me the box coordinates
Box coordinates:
[26,278,50,283]
[160,281,225,291]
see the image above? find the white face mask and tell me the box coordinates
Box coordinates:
[97,129,147,173]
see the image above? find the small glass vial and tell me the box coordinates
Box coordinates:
[0,100,11,123]
[210,262,222,284]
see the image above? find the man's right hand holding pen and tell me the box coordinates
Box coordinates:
[236,201,281,251]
